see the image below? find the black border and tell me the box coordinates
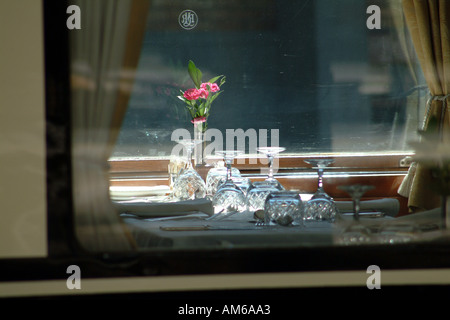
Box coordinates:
[3,0,450,300]
[43,0,76,257]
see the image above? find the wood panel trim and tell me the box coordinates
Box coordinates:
[109,153,413,173]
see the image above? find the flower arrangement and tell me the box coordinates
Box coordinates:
[177,60,226,132]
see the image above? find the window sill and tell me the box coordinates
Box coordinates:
[109,152,412,174]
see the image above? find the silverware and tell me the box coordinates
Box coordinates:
[160,225,264,231]
[340,211,385,218]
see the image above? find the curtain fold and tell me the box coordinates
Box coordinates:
[401,0,450,213]
[388,1,427,153]
[70,0,150,252]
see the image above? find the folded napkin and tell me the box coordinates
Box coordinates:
[114,198,214,217]
[110,185,170,200]
[335,198,400,217]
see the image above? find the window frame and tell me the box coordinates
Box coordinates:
[5,0,450,298]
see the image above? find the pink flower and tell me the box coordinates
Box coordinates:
[201,82,220,92]
[183,88,209,100]
[183,88,200,100]
[191,116,207,125]
[198,88,209,99]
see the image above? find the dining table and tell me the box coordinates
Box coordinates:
[115,196,417,250]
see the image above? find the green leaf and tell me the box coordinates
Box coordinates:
[198,101,207,116]
[208,75,223,83]
[208,91,222,104]
[188,60,202,89]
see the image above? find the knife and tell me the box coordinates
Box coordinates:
[340,211,385,218]
[160,225,264,231]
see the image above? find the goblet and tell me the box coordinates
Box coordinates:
[229,176,252,196]
[257,146,286,190]
[264,191,304,226]
[338,184,375,222]
[246,181,280,212]
[205,161,241,197]
[303,158,339,222]
[211,150,247,216]
[336,184,375,245]
[246,147,286,212]
[172,139,206,201]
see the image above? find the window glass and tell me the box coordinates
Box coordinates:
[111,0,426,160]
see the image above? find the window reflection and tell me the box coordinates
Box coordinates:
[111,0,425,159]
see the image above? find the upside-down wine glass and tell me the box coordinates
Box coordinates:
[303,158,339,222]
[172,139,206,201]
[206,161,242,197]
[257,146,286,189]
[264,191,304,227]
[246,147,285,212]
[211,150,247,218]
[336,184,375,245]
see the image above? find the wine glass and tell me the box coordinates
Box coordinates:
[336,184,375,245]
[211,150,247,217]
[172,139,206,201]
[257,146,286,190]
[246,147,286,212]
[246,181,281,212]
[303,158,339,222]
[205,161,241,197]
[229,176,252,196]
[264,191,304,226]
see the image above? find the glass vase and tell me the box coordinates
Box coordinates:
[193,121,206,167]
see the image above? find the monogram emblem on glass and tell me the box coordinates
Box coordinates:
[179,10,198,30]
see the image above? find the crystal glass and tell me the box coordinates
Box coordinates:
[264,191,304,226]
[303,158,339,222]
[338,184,375,222]
[168,155,188,192]
[172,139,206,200]
[230,176,252,196]
[205,162,241,196]
[246,181,280,212]
[257,146,286,190]
[211,150,247,216]
[246,147,286,212]
[336,184,375,245]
